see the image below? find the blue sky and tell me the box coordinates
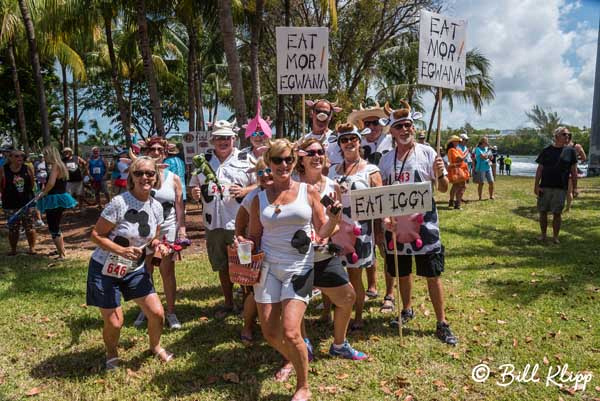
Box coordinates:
[86,0,599,135]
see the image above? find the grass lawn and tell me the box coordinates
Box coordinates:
[0,176,599,401]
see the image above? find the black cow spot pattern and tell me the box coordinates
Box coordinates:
[350,182,358,190]
[353,237,372,259]
[124,209,151,237]
[113,236,145,265]
[235,197,244,204]
[204,153,213,162]
[238,151,248,161]
[367,152,382,165]
[414,170,422,183]
[200,184,214,203]
[360,220,372,236]
[204,213,212,225]
[291,230,311,254]
[343,206,352,218]
[162,202,174,219]
[291,269,314,298]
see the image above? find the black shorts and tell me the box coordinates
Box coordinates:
[314,257,350,288]
[385,247,445,278]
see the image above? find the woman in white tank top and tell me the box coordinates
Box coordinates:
[134,137,186,330]
[296,138,367,361]
[245,139,341,401]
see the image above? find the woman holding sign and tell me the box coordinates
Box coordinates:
[88,156,173,369]
[327,123,382,331]
[378,101,457,345]
[245,139,341,401]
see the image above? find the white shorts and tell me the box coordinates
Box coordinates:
[253,262,314,304]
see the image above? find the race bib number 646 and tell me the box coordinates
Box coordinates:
[102,253,134,279]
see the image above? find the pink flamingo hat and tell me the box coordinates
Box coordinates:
[244,100,272,138]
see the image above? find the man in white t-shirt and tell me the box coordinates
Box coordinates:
[347,103,394,302]
[302,99,343,167]
[190,120,256,312]
[378,101,457,345]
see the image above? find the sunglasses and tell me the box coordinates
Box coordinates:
[214,136,233,141]
[251,131,265,137]
[339,136,359,144]
[257,168,272,176]
[11,154,24,158]
[133,170,156,178]
[148,146,164,152]
[271,156,295,165]
[392,122,413,129]
[303,149,325,157]
[559,132,570,137]
[363,120,379,127]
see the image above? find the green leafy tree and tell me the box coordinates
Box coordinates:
[525,105,561,138]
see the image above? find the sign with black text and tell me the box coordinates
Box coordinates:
[350,182,433,220]
[418,10,467,91]
[276,27,329,94]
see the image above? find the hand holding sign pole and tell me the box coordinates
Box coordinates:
[351,182,433,344]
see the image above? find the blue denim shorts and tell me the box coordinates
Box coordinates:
[86,258,155,309]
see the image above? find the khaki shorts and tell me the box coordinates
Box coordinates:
[67,181,83,196]
[206,228,235,272]
[537,187,567,214]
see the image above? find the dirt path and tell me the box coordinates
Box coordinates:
[2,203,207,259]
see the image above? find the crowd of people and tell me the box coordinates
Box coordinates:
[0,99,587,401]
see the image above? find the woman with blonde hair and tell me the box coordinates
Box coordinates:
[36,146,77,258]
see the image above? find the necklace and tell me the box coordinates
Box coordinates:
[269,182,294,214]
[393,144,415,182]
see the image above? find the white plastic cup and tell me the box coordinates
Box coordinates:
[237,242,252,265]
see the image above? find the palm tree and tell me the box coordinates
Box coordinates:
[525,105,561,138]
[249,0,264,108]
[17,0,50,145]
[134,0,165,136]
[218,0,246,136]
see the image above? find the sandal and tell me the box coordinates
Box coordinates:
[365,289,379,299]
[240,333,253,346]
[380,295,395,313]
[153,348,174,363]
[274,363,294,382]
[105,357,120,370]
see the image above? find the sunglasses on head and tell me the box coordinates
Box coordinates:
[133,170,156,178]
[257,168,272,176]
[363,120,379,127]
[303,149,325,157]
[251,131,265,137]
[339,136,359,144]
[392,122,413,129]
[270,156,295,165]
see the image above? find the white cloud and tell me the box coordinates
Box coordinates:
[421,0,597,130]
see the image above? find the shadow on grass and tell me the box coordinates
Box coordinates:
[177,284,223,303]
[30,346,105,379]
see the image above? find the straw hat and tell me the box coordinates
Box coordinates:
[446,135,461,146]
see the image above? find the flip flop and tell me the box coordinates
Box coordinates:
[105,357,120,370]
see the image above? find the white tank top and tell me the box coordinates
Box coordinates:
[259,182,314,267]
[151,170,176,229]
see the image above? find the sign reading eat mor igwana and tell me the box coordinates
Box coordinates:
[276,27,329,94]
[350,182,433,221]
[418,10,467,91]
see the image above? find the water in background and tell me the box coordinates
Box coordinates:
[499,155,587,177]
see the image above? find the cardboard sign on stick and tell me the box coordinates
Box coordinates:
[418,10,467,91]
[350,182,433,221]
[276,27,329,94]
[182,131,213,165]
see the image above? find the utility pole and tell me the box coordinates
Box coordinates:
[588,17,600,176]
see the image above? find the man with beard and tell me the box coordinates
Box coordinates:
[302,99,343,167]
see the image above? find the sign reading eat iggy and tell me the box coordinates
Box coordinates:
[418,10,467,91]
[276,27,329,94]
[350,182,433,221]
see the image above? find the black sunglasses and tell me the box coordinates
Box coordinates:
[339,136,359,144]
[133,170,156,178]
[363,120,379,126]
[392,122,413,129]
[303,149,325,157]
[271,156,295,165]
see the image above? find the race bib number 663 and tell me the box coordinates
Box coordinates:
[102,253,135,279]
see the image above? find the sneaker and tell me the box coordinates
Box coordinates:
[329,340,368,360]
[166,313,182,329]
[311,288,322,299]
[35,219,45,227]
[133,311,146,327]
[390,308,415,327]
[436,321,458,345]
[304,338,314,362]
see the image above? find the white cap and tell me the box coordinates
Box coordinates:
[460,133,469,140]
[211,120,237,137]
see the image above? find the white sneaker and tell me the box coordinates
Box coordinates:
[311,288,322,299]
[133,311,146,327]
[166,313,182,329]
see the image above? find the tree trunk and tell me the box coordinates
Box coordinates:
[250,0,264,108]
[104,12,132,148]
[195,58,205,130]
[18,0,50,146]
[73,81,79,155]
[135,0,165,136]
[60,63,69,149]
[8,40,29,154]
[218,0,247,138]
[186,23,197,132]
